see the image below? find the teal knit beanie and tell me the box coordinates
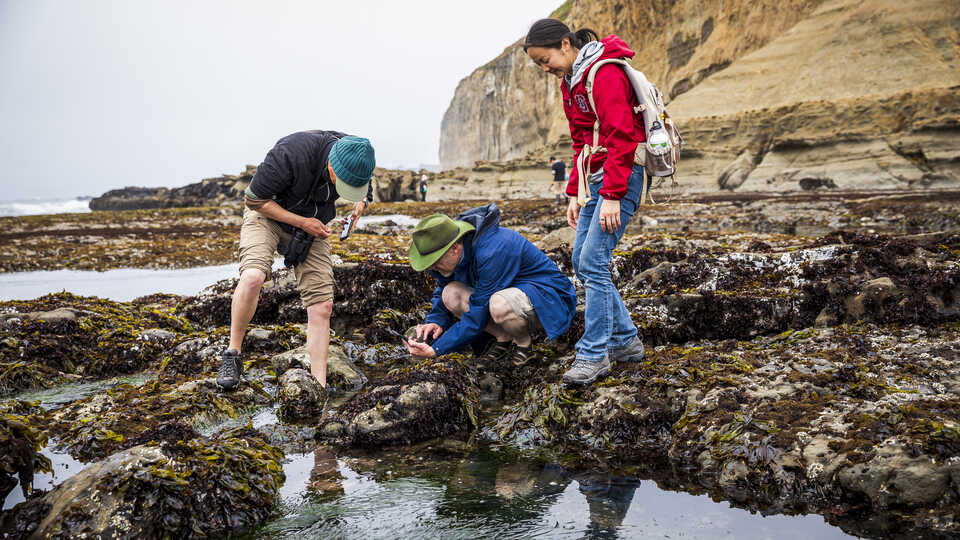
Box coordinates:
[329,136,375,190]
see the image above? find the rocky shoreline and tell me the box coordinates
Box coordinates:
[1,191,958,538]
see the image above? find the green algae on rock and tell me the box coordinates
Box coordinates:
[2,425,284,540]
[0,400,52,502]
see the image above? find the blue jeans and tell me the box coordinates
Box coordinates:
[571,164,646,362]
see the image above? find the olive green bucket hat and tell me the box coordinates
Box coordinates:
[409,214,475,272]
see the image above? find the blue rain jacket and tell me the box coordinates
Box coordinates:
[425,203,577,355]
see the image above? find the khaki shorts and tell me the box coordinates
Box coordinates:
[238,207,334,307]
[492,287,544,334]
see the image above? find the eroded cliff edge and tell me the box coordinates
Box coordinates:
[438,0,960,193]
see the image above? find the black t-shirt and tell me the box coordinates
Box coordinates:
[551,161,566,182]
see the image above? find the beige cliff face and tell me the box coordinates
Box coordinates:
[438,0,960,194]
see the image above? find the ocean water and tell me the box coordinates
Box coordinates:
[0,197,91,217]
[0,264,243,301]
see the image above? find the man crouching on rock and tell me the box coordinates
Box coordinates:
[404,203,577,367]
[217,130,375,391]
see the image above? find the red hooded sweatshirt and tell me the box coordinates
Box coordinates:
[562,35,646,200]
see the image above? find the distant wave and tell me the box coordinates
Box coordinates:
[0,198,91,217]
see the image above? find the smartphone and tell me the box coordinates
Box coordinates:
[340,215,355,241]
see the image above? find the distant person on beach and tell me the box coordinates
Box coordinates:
[550,157,566,205]
[403,203,576,368]
[524,19,648,386]
[420,173,428,202]
[217,130,375,391]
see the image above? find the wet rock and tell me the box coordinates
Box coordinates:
[25,308,78,323]
[139,328,177,345]
[271,345,367,391]
[48,377,271,462]
[277,368,328,422]
[17,427,283,539]
[535,227,575,252]
[165,336,222,375]
[478,372,504,402]
[247,326,275,342]
[0,401,52,502]
[838,441,950,507]
[717,459,751,503]
[320,361,477,447]
[844,277,907,321]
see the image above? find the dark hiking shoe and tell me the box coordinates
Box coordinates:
[510,345,535,367]
[216,348,244,390]
[562,356,611,386]
[609,337,646,363]
[475,341,513,367]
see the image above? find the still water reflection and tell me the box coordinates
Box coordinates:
[251,446,854,539]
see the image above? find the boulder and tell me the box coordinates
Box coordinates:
[838,441,951,507]
[271,345,366,391]
[319,361,477,447]
[17,428,284,539]
[277,368,328,422]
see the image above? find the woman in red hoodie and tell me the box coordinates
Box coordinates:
[524,18,648,386]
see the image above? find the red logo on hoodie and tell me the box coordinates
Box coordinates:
[574,94,590,112]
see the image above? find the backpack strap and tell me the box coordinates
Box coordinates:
[578,58,645,206]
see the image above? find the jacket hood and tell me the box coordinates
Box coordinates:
[456,202,500,239]
[567,35,635,88]
[598,35,635,61]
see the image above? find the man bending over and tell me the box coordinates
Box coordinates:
[404,203,576,366]
[218,130,375,391]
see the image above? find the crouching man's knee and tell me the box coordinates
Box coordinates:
[441,281,472,318]
[488,291,513,324]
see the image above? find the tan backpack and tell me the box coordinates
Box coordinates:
[575,58,683,206]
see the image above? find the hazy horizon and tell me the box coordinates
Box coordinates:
[0,0,560,200]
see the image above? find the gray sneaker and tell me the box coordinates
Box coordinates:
[562,356,611,386]
[216,348,244,390]
[609,336,645,363]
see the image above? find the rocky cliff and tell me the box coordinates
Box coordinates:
[439,0,960,193]
[88,166,428,211]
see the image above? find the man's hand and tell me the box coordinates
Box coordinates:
[567,198,581,230]
[415,323,443,341]
[351,201,366,222]
[598,198,621,233]
[300,217,332,238]
[403,339,437,358]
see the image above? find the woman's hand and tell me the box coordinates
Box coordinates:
[598,198,621,233]
[567,198,581,229]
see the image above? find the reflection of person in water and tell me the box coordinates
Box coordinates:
[576,472,642,538]
[439,451,640,536]
[308,447,345,500]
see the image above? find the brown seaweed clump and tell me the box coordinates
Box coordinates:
[0,293,194,395]
[320,358,478,447]
[48,377,271,462]
[2,425,284,540]
[0,400,52,502]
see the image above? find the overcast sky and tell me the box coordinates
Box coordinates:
[0,0,560,200]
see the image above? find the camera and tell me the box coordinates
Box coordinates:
[278,229,314,267]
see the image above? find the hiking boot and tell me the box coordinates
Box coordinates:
[609,336,645,363]
[475,340,513,367]
[562,356,611,386]
[509,344,535,367]
[216,348,244,390]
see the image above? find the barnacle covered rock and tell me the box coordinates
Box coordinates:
[319,359,478,447]
[8,426,284,539]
